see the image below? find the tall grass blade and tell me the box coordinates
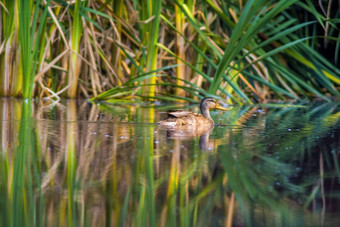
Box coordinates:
[143,0,162,98]
[67,0,83,98]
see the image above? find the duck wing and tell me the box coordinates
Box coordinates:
[167,111,193,118]
[158,111,204,126]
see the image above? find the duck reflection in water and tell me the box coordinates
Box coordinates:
[158,124,215,151]
[157,97,228,151]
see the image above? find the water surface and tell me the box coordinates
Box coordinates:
[1,98,340,226]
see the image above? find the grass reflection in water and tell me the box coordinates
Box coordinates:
[0,99,340,226]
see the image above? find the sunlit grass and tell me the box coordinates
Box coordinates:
[67,0,83,98]
[1,1,340,101]
[0,0,22,96]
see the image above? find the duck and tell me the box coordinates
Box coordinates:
[157,97,228,127]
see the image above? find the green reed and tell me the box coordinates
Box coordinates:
[93,0,340,103]
[67,0,83,98]
[141,0,162,98]
[111,0,124,84]
[0,0,21,96]
[208,0,297,96]
[1,1,340,101]
[19,0,50,99]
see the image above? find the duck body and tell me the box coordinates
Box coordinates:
[157,112,214,127]
[157,97,227,127]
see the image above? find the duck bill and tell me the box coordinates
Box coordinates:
[215,103,228,111]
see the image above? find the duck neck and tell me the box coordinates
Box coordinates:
[201,107,213,121]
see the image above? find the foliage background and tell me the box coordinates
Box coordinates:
[0,0,339,103]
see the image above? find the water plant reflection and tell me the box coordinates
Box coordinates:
[0,100,340,226]
[157,125,214,152]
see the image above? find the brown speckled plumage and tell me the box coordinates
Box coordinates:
[157,97,227,127]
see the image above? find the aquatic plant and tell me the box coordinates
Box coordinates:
[0,0,339,102]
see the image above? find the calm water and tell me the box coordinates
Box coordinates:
[1,98,340,226]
